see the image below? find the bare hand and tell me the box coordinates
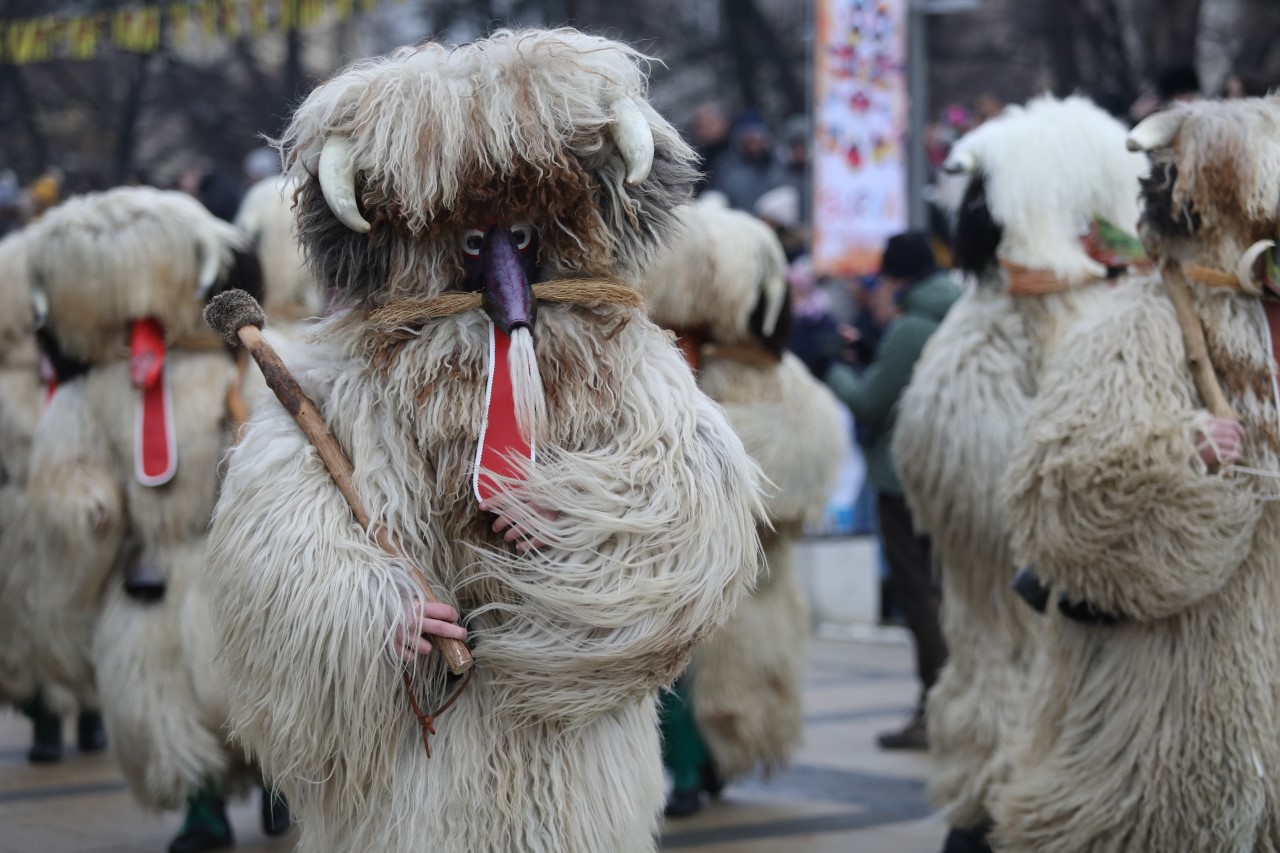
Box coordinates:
[1196,417,1245,467]
[394,601,467,662]
[479,498,560,554]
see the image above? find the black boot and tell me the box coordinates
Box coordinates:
[260,785,291,836]
[699,761,724,799]
[77,710,107,753]
[168,787,234,853]
[877,706,928,751]
[664,786,702,818]
[941,821,995,853]
[20,693,63,764]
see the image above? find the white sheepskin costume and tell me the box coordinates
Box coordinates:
[205,29,763,853]
[22,186,257,808]
[994,96,1280,851]
[643,199,847,778]
[891,95,1149,833]
[0,229,44,704]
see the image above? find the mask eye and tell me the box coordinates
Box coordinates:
[462,228,485,258]
[510,223,533,252]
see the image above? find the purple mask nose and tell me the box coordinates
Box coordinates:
[480,225,536,336]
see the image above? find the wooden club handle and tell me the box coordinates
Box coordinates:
[236,323,473,674]
[1162,261,1238,421]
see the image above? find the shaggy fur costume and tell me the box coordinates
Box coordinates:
[644,200,847,779]
[235,175,320,320]
[892,95,1148,829]
[0,230,43,703]
[22,187,254,807]
[994,96,1280,851]
[207,29,762,853]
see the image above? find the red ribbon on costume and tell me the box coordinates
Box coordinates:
[473,321,534,503]
[38,352,57,406]
[130,317,177,486]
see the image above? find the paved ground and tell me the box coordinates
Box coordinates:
[0,637,947,852]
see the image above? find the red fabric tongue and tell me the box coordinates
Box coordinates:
[130,318,177,486]
[474,321,534,503]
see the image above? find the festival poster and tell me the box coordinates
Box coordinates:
[812,0,909,277]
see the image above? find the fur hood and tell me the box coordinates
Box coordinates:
[24,187,249,364]
[279,28,699,309]
[940,95,1148,287]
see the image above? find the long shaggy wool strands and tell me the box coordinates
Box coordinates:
[508,325,546,443]
[25,355,251,805]
[0,229,43,702]
[24,187,245,363]
[944,95,1146,283]
[994,276,1280,851]
[898,95,1147,830]
[684,356,846,779]
[235,175,321,319]
[279,29,698,307]
[892,285,1038,826]
[641,201,846,779]
[208,303,764,852]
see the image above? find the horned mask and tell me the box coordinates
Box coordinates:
[279,29,697,458]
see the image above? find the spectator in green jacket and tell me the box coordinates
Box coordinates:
[825,231,960,750]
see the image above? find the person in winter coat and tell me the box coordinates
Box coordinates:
[824,231,959,749]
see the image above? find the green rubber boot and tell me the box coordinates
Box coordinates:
[659,676,710,817]
[168,785,233,853]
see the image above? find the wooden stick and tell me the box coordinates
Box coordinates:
[207,294,472,674]
[1161,260,1238,421]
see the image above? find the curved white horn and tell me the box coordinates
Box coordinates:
[942,150,977,175]
[1126,110,1186,152]
[318,134,371,233]
[761,272,787,337]
[196,232,224,298]
[609,98,654,186]
[30,287,48,328]
[1236,239,1275,294]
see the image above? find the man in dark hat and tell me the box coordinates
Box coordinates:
[824,231,959,749]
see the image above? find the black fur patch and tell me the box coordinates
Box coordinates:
[206,247,266,306]
[748,287,793,356]
[1139,160,1200,238]
[951,170,1003,277]
[35,326,90,383]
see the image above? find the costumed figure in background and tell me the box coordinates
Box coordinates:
[891,95,1149,853]
[234,174,323,324]
[644,198,848,816]
[23,187,289,853]
[204,29,762,853]
[994,96,1280,851]
[0,229,108,763]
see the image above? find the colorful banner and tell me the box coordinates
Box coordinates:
[0,0,396,65]
[812,0,909,277]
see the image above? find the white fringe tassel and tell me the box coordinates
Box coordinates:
[508,326,545,446]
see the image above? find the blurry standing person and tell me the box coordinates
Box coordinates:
[690,102,732,194]
[710,112,777,212]
[824,232,959,749]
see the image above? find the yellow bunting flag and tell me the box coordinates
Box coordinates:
[279,0,296,30]
[334,0,353,20]
[249,0,268,35]
[298,0,322,27]
[222,0,241,38]
[200,0,218,38]
[68,15,99,59]
[169,3,189,45]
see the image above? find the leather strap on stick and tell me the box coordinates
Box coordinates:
[1161,260,1238,421]
[204,291,473,675]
